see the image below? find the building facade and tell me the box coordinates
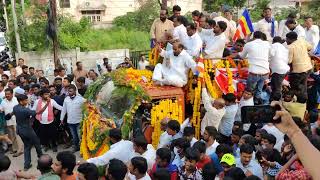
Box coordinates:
[56,0,202,27]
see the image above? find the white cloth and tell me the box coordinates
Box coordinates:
[204,33,227,59]
[201,88,225,135]
[157,131,172,149]
[152,49,197,87]
[184,33,203,57]
[235,97,254,122]
[32,99,62,124]
[60,95,85,124]
[0,91,4,99]
[173,24,187,43]
[230,20,237,30]
[199,28,214,43]
[128,173,152,180]
[293,25,306,39]
[15,66,23,76]
[0,97,18,126]
[255,18,278,41]
[269,42,290,74]
[213,16,236,42]
[305,25,320,52]
[131,144,156,170]
[278,19,291,39]
[190,137,198,147]
[87,140,134,166]
[262,124,284,152]
[239,39,271,74]
[138,61,149,70]
[205,140,220,156]
[218,104,238,137]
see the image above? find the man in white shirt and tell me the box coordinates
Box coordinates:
[184,23,203,57]
[32,88,62,152]
[213,15,236,43]
[278,13,297,39]
[157,118,172,149]
[201,82,226,135]
[204,21,227,62]
[0,88,22,156]
[224,9,237,30]
[238,31,271,104]
[128,157,152,180]
[255,7,278,41]
[138,55,149,70]
[304,16,320,52]
[172,16,187,43]
[15,58,24,76]
[219,93,238,138]
[286,19,306,39]
[132,136,156,170]
[198,19,215,43]
[87,128,134,166]
[269,37,290,101]
[152,42,197,87]
[60,84,85,152]
[203,126,220,156]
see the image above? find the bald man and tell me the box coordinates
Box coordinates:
[38,154,60,179]
[200,81,226,135]
[152,42,197,87]
[157,118,172,149]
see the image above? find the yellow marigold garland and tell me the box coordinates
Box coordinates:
[192,81,202,139]
[150,99,183,148]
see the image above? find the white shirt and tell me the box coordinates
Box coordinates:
[262,124,284,152]
[153,50,197,87]
[235,97,254,122]
[0,91,4,99]
[269,42,290,74]
[190,137,198,147]
[204,33,227,59]
[60,95,85,124]
[239,39,271,74]
[87,140,134,166]
[213,16,236,42]
[0,97,18,126]
[138,60,149,70]
[173,24,187,43]
[201,88,225,135]
[157,131,172,149]
[305,25,320,52]
[219,104,238,136]
[131,144,156,170]
[32,99,62,124]
[255,18,278,41]
[128,173,152,180]
[15,66,23,76]
[205,140,220,156]
[184,33,203,57]
[278,19,291,39]
[199,28,214,43]
[293,25,306,39]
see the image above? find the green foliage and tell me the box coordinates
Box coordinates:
[203,0,246,12]
[248,0,271,22]
[274,7,299,22]
[113,0,160,32]
[302,1,320,25]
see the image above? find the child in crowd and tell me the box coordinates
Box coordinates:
[179,147,202,180]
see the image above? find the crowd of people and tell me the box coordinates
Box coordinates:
[0,4,320,180]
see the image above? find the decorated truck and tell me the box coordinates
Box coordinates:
[80,59,248,160]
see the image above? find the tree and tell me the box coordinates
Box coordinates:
[203,0,246,12]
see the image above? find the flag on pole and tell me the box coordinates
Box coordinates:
[195,51,205,82]
[233,9,254,42]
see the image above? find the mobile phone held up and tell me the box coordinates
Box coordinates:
[241,105,281,124]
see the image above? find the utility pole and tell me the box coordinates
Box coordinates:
[49,0,60,68]
[2,0,9,32]
[11,0,22,56]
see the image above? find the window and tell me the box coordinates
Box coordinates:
[60,0,70,8]
[81,10,102,23]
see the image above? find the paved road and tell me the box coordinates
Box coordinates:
[8,145,82,178]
